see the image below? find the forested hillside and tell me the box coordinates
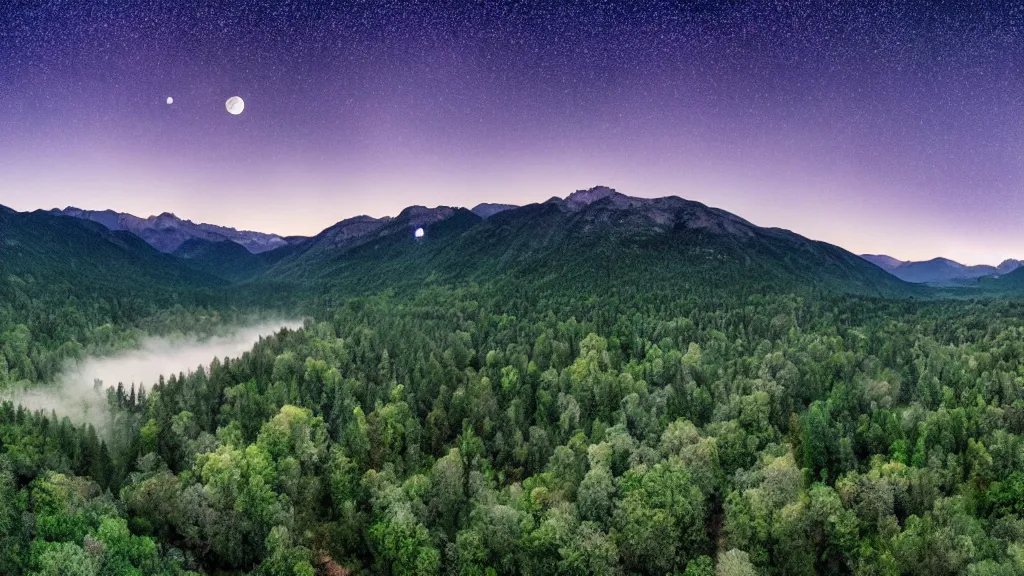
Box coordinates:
[2,197,1024,575]
[0,208,269,386]
[172,238,293,283]
[259,188,916,301]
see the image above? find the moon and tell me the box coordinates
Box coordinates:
[166,96,173,105]
[225,96,244,115]
[414,227,425,238]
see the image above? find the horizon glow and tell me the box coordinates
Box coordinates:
[2,1,1022,266]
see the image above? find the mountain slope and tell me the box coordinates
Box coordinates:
[861,254,904,271]
[50,207,295,254]
[172,238,297,282]
[261,205,476,285]
[256,187,916,298]
[453,188,913,296]
[1,207,224,303]
[471,203,518,219]
[980,264,1024,292]
[997,259,1023,274]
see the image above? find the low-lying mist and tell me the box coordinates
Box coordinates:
[4,320,303,433]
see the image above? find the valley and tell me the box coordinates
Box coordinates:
[3,320,300,434]
[5,1,1021,573]
[2,187,1024,575]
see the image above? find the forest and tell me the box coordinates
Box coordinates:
[6,0,1024,570]
[4,265,1024,575]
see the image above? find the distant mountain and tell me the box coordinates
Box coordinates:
[984,264,1024,291]
[20,187,927,299]
[861,254,1023,285]
[257,186,914,297]
[471,203,518,219]
[998,259,1023,274]
[861,254,904,271]
[262,205,473,282]
[893,258,996,284]
[172,238,294,282]
[49,207,296,254]
[0,206,222,302]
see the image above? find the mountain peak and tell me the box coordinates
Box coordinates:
[396,205,457,228]
[471,203,517,219]
[259,186,911,298]
[998,259,1022,273]
[51,207,293,254]
[564,186,620,210]
[861,254,905,271]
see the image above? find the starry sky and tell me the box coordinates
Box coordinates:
[1,0,1023,264]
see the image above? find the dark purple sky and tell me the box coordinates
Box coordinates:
[2,1,1023,263]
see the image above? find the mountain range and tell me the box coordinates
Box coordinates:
[12,186,1024,302]
[861,254,1023,285]
[48,207,296,253]
[48,203,522,256]
[1,204,223,306]
[470,203,518,219]
[183,185,906,299]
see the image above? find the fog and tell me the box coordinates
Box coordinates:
[5,320,302,431]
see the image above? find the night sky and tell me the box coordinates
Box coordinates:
[2,1,1023,263]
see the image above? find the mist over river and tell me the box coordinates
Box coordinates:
[5,320,303,427]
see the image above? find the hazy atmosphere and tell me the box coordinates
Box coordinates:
[3,1,1024,263]
[3,321,301,432]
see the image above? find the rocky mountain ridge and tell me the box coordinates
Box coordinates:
[861,254,1023,285]
[49,207,293,254]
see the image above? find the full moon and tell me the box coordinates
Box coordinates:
[166,96,173,105]
[414,227,425,238]
[225,96,244,115]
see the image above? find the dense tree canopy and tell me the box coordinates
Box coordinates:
[4,266,1024,574]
